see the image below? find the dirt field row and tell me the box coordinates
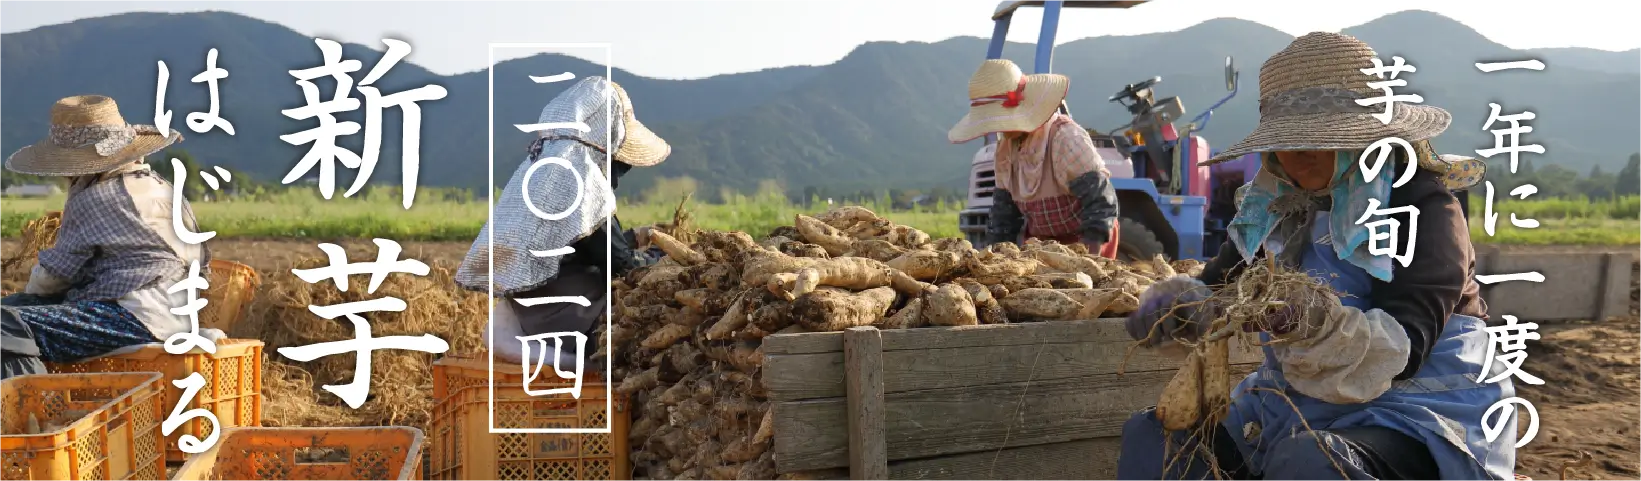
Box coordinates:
[2,238,1636,479]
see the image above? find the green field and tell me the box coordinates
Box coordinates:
[3,191,1636,246]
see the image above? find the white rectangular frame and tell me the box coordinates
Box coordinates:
[487,42,614,435]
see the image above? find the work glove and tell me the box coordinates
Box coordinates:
[1126,275,1219,347]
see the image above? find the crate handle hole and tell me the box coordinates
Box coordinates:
[293,446,350,464]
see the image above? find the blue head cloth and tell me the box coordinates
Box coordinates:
[1227,150,1396,282]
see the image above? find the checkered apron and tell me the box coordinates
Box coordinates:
[1012,126,1082,238]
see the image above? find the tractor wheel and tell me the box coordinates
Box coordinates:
[1117,217,1166,262]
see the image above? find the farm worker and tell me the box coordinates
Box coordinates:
[1,95,224,379]
[948,59,1121,258]
[1115,32,1499,480]
[455,76,669,369]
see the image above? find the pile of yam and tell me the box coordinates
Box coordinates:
[612,205,1206,480]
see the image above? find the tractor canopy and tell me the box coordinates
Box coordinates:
[984,0,1155,19]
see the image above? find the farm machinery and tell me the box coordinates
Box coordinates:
[957,0,1262,261]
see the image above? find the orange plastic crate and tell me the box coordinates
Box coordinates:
[171,427,424,480]
[47,339,265,462]
[428,356,628,480]
[0,372,166,480]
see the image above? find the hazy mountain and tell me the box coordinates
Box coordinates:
[2,9,1634,199]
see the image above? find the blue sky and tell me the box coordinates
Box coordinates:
[3,0,1637,79]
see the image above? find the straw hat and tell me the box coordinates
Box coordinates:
[948,59,1071,143]
[608,82,670,167]
[1203,32,1451,165]
[6,95,182,176]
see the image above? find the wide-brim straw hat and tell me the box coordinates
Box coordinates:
[948,59,1071,143]
[609,82,670,167]
[6,95,182,176]
[1203,32,1451,165]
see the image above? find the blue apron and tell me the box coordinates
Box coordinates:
[1219,211,1517,479]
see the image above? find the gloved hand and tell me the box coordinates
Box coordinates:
[1126,275,1219,346]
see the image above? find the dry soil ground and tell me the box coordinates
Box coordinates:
[2,239,1636,479]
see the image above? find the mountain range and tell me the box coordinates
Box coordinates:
[2,9,1636,200]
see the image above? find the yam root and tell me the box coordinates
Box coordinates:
[794,215,855,256]
[877,297,927,330]
[704,292,749,340]
[847,239,905,262]
[1156,349,1204,431]
[924,283,978,326]
[999,288,1081,320]
[886,249,962,281]
[617,368,660,395]
[815,206,881,228]
[1031,249,1107,280]
[791,287,897,332]
[641,323,692,350]
[960,280,1009,325]
[740,256,820,288]
[965,251,1041,284]
[782,256,925,299]
[1201,325,1232,422]
[650,230,707,266]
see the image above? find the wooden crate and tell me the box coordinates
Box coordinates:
[761,318,1262,479]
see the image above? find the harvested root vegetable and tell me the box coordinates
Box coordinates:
[669,307,710,328]
[1035,272,1095,289]
[638,264,687,288]
[843,218,893,240]
[924,283,978,326]
[727,344,763,372]
[791,287,897,332]
[933,237,974,254]
[965,251,1041,284]
[999,288,1081,320]
[749,302,793,333]
[794,215,855,256]
[642,324,692,350]
[1156,349,1204,431]
[847,239,905,262]
[1171,259,1206,277]
[988,242,1023,258]
[779,242,831,259]
[815,206,881,228]
[704,292,750,340]
[722,437,767,463]
[741,256,821,288]
[1031,249,1107,280]
[753,409,775,445]
[1057,288,1138,319]
[886,249,962,281]
[782,256,925,299]
[650,230,707,266]
[884,225,931,248]
[618,368,659,395]
[877,297,927,330]
[737,453,777,481]
[1201,324,1232,422]
[960,280,1009,325]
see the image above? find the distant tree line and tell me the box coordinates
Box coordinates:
[1474,153,1640,200]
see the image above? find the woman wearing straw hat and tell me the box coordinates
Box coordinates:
[1116,33,1504,480]
[949,59,1120,258]
[454,76,669,369]
[2,95,222,379]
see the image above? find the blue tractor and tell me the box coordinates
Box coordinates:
[957,0,1261,261]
